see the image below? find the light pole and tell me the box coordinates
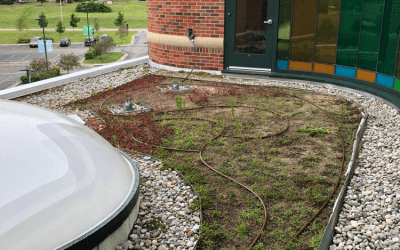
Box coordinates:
[35,18,49,72]
[82,8,91,51]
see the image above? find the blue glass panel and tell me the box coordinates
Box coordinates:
[376,73,394,88]
[277,60,288,69]
[335,66,356,78]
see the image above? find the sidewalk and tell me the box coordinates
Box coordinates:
[0,28,148,32]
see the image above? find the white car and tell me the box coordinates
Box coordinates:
[29,37,43,48]
[98,34,110,42]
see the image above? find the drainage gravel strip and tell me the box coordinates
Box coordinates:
[11,65,400,250]
[319,116,368,250]
[119,151,201,250]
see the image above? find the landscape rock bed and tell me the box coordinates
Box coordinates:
[10,64,400,250]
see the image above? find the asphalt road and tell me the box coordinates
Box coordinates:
[0,30,148,90]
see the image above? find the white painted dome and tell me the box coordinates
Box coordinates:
[0,99,136,250]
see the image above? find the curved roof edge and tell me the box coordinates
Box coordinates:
[56,150,140,250]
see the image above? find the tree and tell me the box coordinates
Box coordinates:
[114,11,124,27]
[115,23,128,44]
[57,53,81,74]
[16,15,29,34]
[94,18,100,32]
[70,13,80,33]
[56,21,65,39]
[93,37,116,59]
[16,7,33,34]
[37,12,48,28]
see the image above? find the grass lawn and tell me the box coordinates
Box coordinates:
[82,52,124,64]
[0,30,136,45]
[0,0,147,29]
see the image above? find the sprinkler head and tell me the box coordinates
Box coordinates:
[125,98,133,111]
[172,81,180,91]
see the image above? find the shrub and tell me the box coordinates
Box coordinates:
[28,67,60,83]
[20,75,28,84]
[93,48,100,56]
[30,74,40,82]
[3,0,14,5]
[75,0,112,13]
[17,38,31,43]
[57,53,81,74]
[51,66,60,76]
[85,50,95,59]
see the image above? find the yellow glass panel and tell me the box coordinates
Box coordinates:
[313,63,335,74]
[356,69,376,83]
[289,61,313,71]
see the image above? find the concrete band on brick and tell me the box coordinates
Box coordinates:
[147,31,224,49]
[148,41,224,71]
[149,60,222,75]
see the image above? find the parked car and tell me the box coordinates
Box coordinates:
[84,37,96,46]
[98,34,110,42]
[29,37,43,48]
[59,38,71,47]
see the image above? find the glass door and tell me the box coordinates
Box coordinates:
[226,0,276,70]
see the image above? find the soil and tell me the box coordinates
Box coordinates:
[73,74,362,250]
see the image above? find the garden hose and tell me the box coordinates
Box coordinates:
[92,78,346,249]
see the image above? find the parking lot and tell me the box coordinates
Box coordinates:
[0,31,149,90]
[0,43,89,90]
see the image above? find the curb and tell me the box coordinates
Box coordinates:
[0,32,138,46]
[119,32,140,47]
[318,114,369,250]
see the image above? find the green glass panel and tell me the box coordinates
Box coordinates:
[276,0,292,60]
[314,0,341,64]
[377,0,400,76]
[397,46,400,78]
[357,0,385,71]
[395,78,400,91]
[289,0,318,61]
[336,0,363,67]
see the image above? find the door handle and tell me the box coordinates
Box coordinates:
[264,19,273,25]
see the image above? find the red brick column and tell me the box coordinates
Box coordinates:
[147,0,225,71]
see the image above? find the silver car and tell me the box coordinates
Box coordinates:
[29,37,43,48]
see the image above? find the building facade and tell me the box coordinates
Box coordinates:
[147,0,400,94]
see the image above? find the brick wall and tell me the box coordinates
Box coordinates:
[147,0,225,71]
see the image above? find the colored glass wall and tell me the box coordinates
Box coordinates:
[276,0,400,92]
